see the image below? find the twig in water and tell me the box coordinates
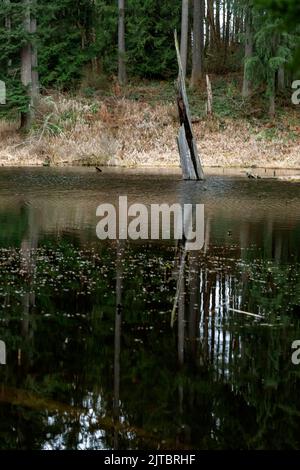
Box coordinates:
[228,307,263,319]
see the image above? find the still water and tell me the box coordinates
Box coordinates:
[0,167,300,450]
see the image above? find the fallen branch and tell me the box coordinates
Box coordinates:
[228,307,264,319]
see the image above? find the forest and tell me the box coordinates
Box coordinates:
[0,0,299,168]
[1,0,300,455]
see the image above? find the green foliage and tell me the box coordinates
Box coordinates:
[0,0,299,121]
[254,0,300,29]
[244,10,297,103]
[125,0,181,78]
[0,0,29,117]
[254,0,300,70]
[0,76,28,119]
[37,0,96,88]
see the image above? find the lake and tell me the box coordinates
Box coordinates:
[0,167,300,450]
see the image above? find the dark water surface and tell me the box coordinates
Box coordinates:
[0,167,300,450]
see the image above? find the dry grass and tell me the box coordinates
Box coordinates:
[0,89,299,168]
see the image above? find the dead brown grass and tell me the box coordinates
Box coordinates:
[0,91,299,168]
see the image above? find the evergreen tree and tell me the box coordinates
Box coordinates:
[0,0,30,119]
[37,0,96,88]
[244,5,297,115]
[1,0,299,126]
[254,0,300,70]
[125,0,181,78]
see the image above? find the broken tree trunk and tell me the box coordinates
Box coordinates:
[206,74,213,116]
[175,31,204,181]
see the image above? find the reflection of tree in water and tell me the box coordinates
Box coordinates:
[0,218,300,448]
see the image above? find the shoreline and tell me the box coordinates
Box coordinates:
[1,88,299,171]
[0,164,300,178]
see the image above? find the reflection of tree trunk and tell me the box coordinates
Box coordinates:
[204,216,211,253]
[267,218,274,258]
[210,281,216,364]
[188,252,200,362]
[216,275,221,379]
[221,273,226,379]
[19,204,39,366]
[240,222,250,256]
[113,241,124,450]
[275,233,282,263]
[202,271,211,364]
[178,272,185,367]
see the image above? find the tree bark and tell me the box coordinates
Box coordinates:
[180,0,189,78]
[5,0,12,68]
[216,0,221,43]
[242,6,253,98]
[268,35,277,118]
[222,0,226,43]
[224,0,231,59]
[206,74,213,115]
[175,33,204,181]
[20,0,33,131]
[204,0,210,51]
[30,14,39,105]
[207,0,218,49]
[191,0,204,87]
[278,66,285,91]
[269,83,276,118]
[118,0,126,85]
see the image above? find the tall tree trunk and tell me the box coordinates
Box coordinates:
[278,67,285,91]
[5,0,12,68]
[268,35,277,118]
[242,6,253,98]
[224,0,231,59]
[20,0,33,130]
[222,0,226,42]
[207,0,217,49]
[30,13,39,105]
[234,2,241,43]
[215,0,221,43]
[191,0,204,87]
[269,80,276,118]
[180,0,189,78]
[118,0,126,85]
[277,34,286,91]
